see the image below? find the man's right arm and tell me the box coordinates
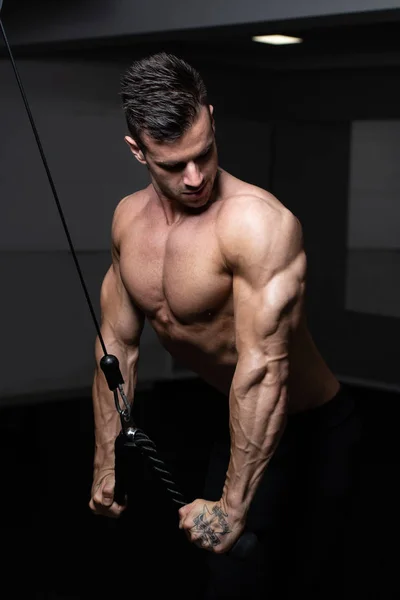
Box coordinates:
[89,233,145,518]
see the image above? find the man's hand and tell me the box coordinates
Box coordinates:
[178,499,245,554]
[89,468,126,519]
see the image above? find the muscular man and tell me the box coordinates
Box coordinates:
[89,53,361,598]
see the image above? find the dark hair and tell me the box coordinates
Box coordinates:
[120,52,208,150]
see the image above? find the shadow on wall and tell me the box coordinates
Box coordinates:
[0,251,170,402]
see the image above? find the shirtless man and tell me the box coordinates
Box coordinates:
[89,53,361,598]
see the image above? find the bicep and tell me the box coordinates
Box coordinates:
[231,207,306,345]
[232,255,305,399]
[233,252,306,355]
[99,261,145,349]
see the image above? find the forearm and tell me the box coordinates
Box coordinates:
[221,359,288,517]
[92,337,139,470]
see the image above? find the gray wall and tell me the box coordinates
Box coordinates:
[4,0,400,46]
[348,120,400,250]
[346,120,400,319]
[0,59,144,251]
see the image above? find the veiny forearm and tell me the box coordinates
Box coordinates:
[221,356,288,516]
[92,336,139,470]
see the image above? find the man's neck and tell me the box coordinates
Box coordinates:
[151,170,221,225]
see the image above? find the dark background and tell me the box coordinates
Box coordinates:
[1,1,400,597]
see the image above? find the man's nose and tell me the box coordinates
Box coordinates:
[183,162,204,189]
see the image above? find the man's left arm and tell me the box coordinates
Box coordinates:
[178,197,307,553]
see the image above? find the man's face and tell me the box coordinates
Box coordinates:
[127,106,218,209]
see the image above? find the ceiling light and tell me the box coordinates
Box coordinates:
[252,34,303,45]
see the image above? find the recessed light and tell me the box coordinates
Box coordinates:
[252,34,303,45]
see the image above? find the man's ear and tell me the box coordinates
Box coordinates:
[124,136,146,164]
[209,105,215,132]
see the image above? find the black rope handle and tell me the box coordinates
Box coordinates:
[114,429,186,507]
[114,429,258,560]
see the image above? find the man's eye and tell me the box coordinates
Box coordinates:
[164,163,184,172]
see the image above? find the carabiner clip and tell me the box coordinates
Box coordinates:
[100,354,135,430]
[113,385,134,428]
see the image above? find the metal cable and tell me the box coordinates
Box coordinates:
[0,18,108,356]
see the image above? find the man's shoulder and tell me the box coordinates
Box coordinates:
[112,188,151,239]
[218,169,287,211]
[111,188,149,246]
[217,180,297,236]
[114,188,150,220]
[215,176,303,267]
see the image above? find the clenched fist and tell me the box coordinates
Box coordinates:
[89,468,126,519]
[178,498,245,554]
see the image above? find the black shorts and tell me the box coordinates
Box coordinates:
[202,384,363,599]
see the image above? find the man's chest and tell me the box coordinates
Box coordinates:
[119,222,232,324]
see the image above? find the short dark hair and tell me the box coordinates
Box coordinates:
[120,52,208,150]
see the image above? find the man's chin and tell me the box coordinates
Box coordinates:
[186,193,210,207]
[182,180,212,202]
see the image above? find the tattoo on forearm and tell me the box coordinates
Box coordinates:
[190,504,231,548]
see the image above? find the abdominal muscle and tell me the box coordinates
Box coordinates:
[149,311,340,415]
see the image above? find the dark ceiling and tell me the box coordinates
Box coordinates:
[2,4,400,70]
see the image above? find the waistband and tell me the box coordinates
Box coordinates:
[287,384,356,430]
